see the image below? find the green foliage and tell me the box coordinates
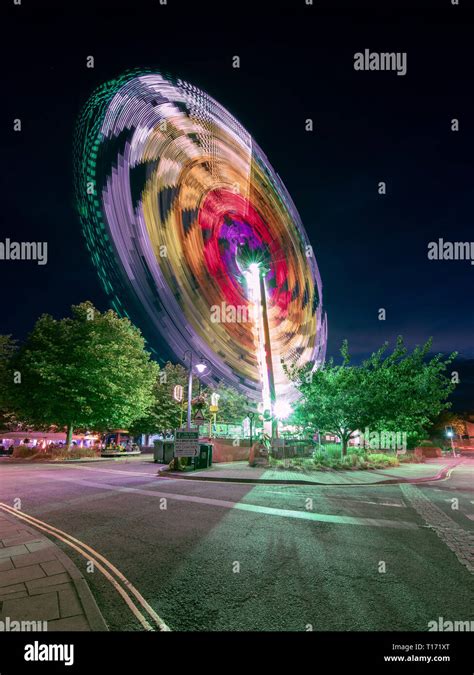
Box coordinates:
[128,363,250,435]
[312,449,326,463]
[10,302,158,444]
[209,383,250,423]
[286,337,456,456]
[129,362,187,435]
[322,443,344,458]
[365,453,399,467]
[0,335,18,429]
[169,456,191,471]
[273,452,399,472]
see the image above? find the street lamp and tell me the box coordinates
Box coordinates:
[445,425,456,457]
[183,351,209,430]
[274,400,292,420]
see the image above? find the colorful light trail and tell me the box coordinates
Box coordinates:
[75,69,327,403]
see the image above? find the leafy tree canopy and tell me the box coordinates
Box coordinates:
[10,302,158,445]
[210,383,250,423]
[129,363,251,435]
[128,362,188,435]
[286,337,457,455]
[0,335,18,430]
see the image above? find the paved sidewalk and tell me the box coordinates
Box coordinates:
[400,483,474,575]
[0,510,108,631]
[161,459,459,485]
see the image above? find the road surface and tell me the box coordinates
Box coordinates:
[1,457,473,631]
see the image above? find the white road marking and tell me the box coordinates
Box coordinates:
[0,502,170,631]
[57,464,165,478]
[38,472,418,529]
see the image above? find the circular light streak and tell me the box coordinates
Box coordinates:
[75,69,327,402]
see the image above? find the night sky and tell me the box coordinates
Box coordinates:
[2,0,473,409]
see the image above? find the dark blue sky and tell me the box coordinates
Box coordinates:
[1,0,473,406]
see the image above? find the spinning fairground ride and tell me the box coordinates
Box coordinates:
[75,69,327,436]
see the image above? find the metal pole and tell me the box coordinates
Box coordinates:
[259,272,277,438]
[450,435,456,457]
[187,353,193,431]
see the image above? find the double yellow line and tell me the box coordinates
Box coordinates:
[0,502,170,632]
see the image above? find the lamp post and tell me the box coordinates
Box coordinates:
[445,426,456,457]
[183,351,208,430]
[248,411,255,448]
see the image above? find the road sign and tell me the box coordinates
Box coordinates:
[193,409,205,424]
[174,429,199,457]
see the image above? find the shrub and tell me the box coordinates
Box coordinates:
[12,445,38,459]
[399,452,424,463]
[169,456,191,471]
[323,444,343,460]
[290,457,304,466]
[51,446,100,460]
[366,453,399,468]
[268,450,417,472]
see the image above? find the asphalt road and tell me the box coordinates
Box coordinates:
[1,456,473,631]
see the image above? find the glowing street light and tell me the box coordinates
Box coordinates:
[183,352,209,430]
[445,425,456,457]
[274,400,293,420]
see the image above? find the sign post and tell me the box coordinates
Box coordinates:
[174,429,199,458]
[193,409,205,427]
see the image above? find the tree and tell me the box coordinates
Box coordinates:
[209,383,250,423]
[0,335,18,430]
[128,362,189,435]
[364,338,457,447]
[10,302,159,447]
[287,337,457,456]
[428,411,466,439]
[128,363,251,435]
[288,341,368,455]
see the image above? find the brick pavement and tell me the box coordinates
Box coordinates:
[0,510,108,631]
[400,483,474,575]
